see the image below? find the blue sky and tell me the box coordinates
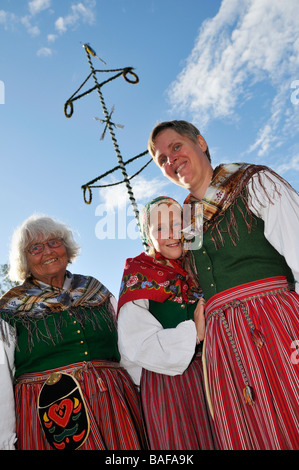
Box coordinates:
[0,0,299,297]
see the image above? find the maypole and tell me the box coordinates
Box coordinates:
[64,43,151,244]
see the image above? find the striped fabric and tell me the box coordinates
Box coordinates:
[14,360,148,450]
[204,276,299,450]
[140,349,217,450]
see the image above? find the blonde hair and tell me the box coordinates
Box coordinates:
[8,214,80,282]
[140,196,183,262]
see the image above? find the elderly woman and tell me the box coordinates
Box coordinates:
[0,214,147,450]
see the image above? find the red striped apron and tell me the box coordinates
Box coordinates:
[141,349,216,450]
[14,360,147,450]
[204,276,299,450]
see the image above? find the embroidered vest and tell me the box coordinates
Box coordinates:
[14,308,120,378]
[190,196,294,300]
[149,299,196,329]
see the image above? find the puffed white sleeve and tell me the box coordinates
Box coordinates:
[248,170,299,293]
[0,320,17,450]
[117,299,198,385]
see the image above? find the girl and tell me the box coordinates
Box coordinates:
[117,196,215,450]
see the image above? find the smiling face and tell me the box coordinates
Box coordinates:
[26,235,68,288]
[153,128,213,200]
[148,203,183,260]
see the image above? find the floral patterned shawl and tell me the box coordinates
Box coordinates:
[184,162,292,248]
[0,271,114,347]
[117,252,202,312]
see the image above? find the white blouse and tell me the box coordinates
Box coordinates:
[0,321,16,449]
[248,170,299,293]
[118,298,198,385]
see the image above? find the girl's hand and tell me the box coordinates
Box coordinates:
[194,297,206,342]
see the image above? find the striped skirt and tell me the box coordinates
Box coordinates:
[14,360,148,450]
[204,276,299,450]
[140,348,216,450]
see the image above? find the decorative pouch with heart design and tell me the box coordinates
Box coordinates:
[37,372,90,450]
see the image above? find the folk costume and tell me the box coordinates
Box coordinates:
[185,163,299,450]
[0,271,147,450]
[117,197,215,450]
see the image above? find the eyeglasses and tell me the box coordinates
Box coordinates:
[26,238,64,256]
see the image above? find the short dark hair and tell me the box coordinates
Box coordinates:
[148,120,211,162]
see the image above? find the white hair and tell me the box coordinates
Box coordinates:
[8,214,81,282]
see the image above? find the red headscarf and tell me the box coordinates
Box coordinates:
[117,251,202,312]
[117,196,202,313]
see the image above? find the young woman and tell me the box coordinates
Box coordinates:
[117,196,215,450]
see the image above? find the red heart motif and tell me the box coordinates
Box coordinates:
[48,398,73,428]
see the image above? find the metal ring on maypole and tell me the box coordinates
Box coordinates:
[64,100,74,118]
[122,70,139,84]
[83,185,92,204]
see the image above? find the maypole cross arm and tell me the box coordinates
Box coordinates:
[63,66,139,119]
[63,43,151,247]
[81,150,150,204]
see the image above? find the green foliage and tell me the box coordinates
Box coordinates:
[0,264,19,296]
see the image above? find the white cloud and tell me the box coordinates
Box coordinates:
[168,0,299,157]
[55,1,96,35]
[37,47,52,57]
[21,15,40,36]
[275,155,299,175]
[98,175,169,211]
[20,1,51,36]
[55,17,66,34]
[1,2,50,36]
[28,0,51,16]
[0,10,17,29]
[248,125,273,157]
[47,33,57,42]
